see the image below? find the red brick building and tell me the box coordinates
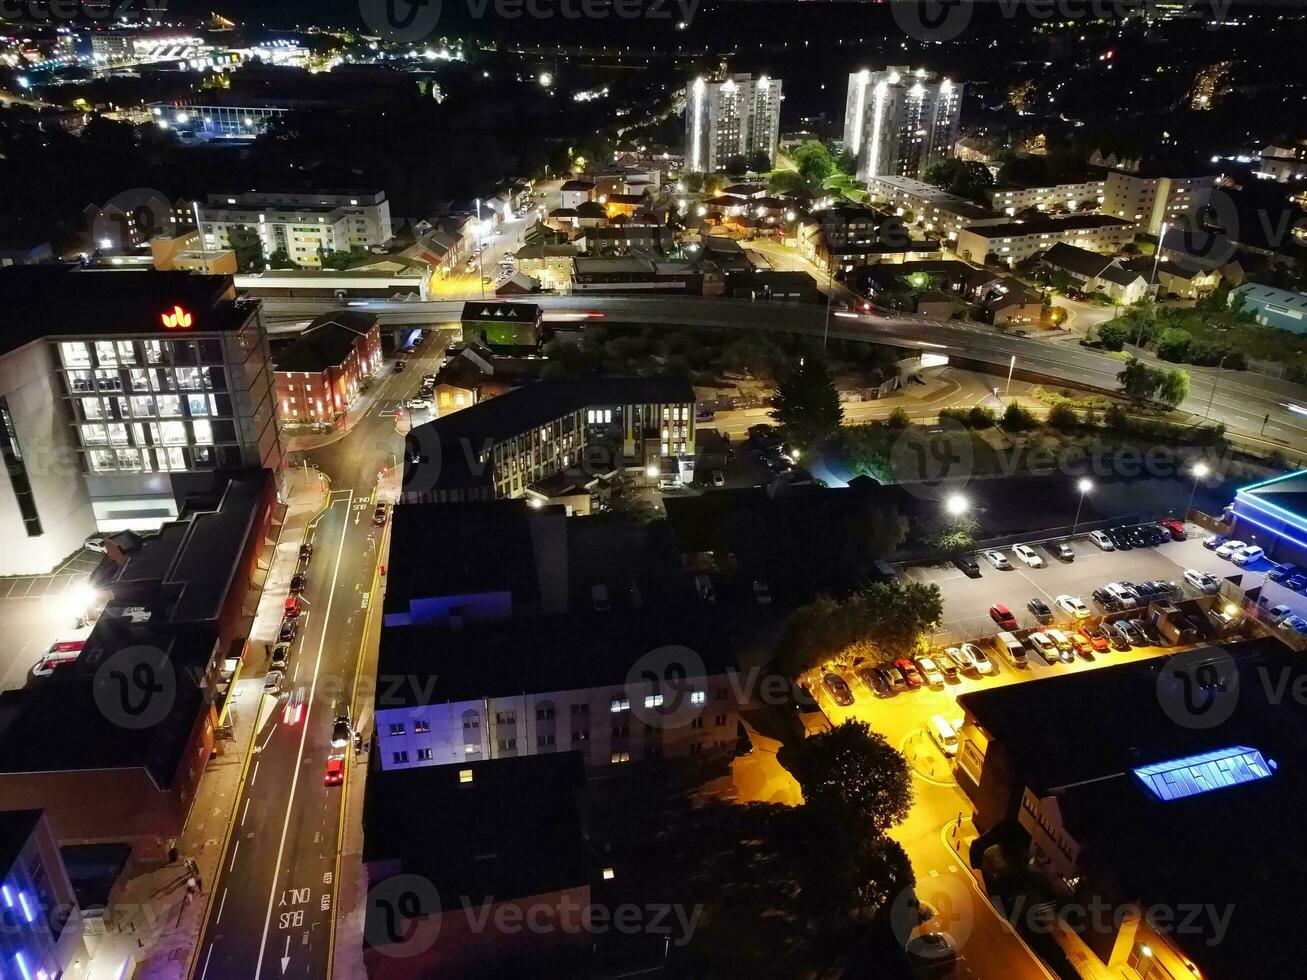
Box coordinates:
[273,311,381,421]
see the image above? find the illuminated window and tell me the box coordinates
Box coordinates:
[60,342,91,368]
[610,696,629,713]
[459,768,474,783]
[192,420,213,445]
[644,693,664,708]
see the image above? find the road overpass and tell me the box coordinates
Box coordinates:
[256,294,1307,453]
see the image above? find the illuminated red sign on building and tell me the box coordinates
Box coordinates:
[161,305,193,329]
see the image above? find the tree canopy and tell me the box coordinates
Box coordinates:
[771,354,845,449]
[786,721,915,835]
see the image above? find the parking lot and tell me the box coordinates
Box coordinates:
[0,549,100,692]
[901,522,1279,645]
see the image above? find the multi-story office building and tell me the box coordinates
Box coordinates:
[195,190,393,268]
[955,214,1136,267]
[374,611,740,773]
[684,73,782,173]
[868,174,1006,245]
[0,267,282,560]
[148,102,287,139]
[1100,169,1216,237]
[403,378,696,504]
[843,67,962,183]
[984,178,1105,216]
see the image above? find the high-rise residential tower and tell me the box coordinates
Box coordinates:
[684,73,783,174]
[843,67,962,184]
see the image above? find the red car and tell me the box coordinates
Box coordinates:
[284,595,301,617]
[324,756,345,786]
[1068,633,1093,660]
[1161,520,1187,541]
[1079,624,1110,653]
[893,657,923,690]
[989,603,1019,631]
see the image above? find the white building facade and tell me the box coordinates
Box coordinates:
[843,67,962,184]
[685,73,783,174]
[195,190,393,268]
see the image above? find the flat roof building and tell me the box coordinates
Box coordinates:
[955,214,1136,267]
[272,310,382,421]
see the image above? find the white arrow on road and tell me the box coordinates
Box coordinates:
[281,936,290,973]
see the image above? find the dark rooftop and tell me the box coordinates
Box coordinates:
[958,637,1307,978]
[272,311,378,373]
[377,608,738,706]
[362,752,587,923]
[964,214,1135,239]
[460,301,541,323]
[1237,470,1307,524]
[0,267,253,355]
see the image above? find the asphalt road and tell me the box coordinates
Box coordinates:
[193,331,451,980]
[256,294,1307,451]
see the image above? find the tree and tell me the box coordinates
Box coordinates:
[1047,402,1080,432]
[833,147,857,176]
[793,141,836,186]
[771,355,844,449]
[1156,327,1193,362]
[1096,321,1130,351]
[1157,368,1191,408]
[682,172,704,193]
[923,158,994,203]
[724,153,749,176]
[859,579,943,659]
[1117,357,1161,402]
[787,721,914,835]
[226,225,265,273]
[746,149,772,173]
[267,248,297,270]
[768,169,812,196]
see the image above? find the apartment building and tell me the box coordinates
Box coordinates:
[843,67,962,183]
[955,214,1136,267]
[513,244,578,289]
[272,310,382,421]
[867,174,1006,245]
[373,611,739,773]
[685,73,783,173]
[195,189,393,267]
[402,377,696,504]
[984,178,1105,216]
[1100,169,1216,237]
[0,811,87,980]
[0,267,282,568]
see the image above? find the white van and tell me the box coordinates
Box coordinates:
[994,630,1027,668]
[928,715,959,757]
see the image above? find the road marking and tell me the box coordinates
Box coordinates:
[215,889,228,924]
[228,840,240,871]
[254,490,354,980]
[199,944,214,980]
[250,760,260,785]
[258,723,279,754]
[241,797,251,827]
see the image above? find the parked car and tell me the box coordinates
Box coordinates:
[694,574,716,603]
[857,667,892,698]
[1267,563,1302,584]
[1184,568,1220,594]
[822,673,855,706]
[372,501,388,526]
[270,642,291,670]
[1214,539,1246,559]
[710,470,725,487]
[894,658,923,689]
[1026,631,1059,664]
[982,550,1012,570]
[1045,540,1075,562]
[1106,621,1134,650]
[1027,597,1054,623]
[883,663,909,693]
[1012,544,1044,568]
[1046,629,1077,664]
[1281,615,1307,635]
[960,642,996,676]
[84,534,108,554]
[1092,587,1122,612]
[1202,533,1228,551]
[906,932,958,968]
[299,541,314,564]
[1118,619,1147,646]
[915,657,946,687]
[1106,527,1134,550]
[283,594,301,618]
[1232,545,1265,566]
[289,573,306,595]
[1266,604,1293,625]
[936,650,962,681]
[1088,530,1115,551]
[405,398,431,410]
[1079,623,1111,653]
[324,756,345,786]
[752,580,772,604]
[1067,632,1094,659]
[953,554,981,578]
[331,710,352,748]
[1055,594,1091,619]
[263,670,284,695]
[1286,574,1307,594]
[278,616,299,643]
[1161,519,1188,540]
[989,603,1019,630]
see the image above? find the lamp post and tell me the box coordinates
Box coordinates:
[945,493,968,520]
[1203,352,1235,420]
[1071,477,1092,536]
[1004,355,1016,399]
[475,198,485,299]
[1186,461,1210,520]
[1137,220,1169,348]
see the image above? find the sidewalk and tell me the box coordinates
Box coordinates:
[86,471,329,980]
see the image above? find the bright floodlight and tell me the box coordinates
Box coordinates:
[944,494,968,517]
[645,464,658,478]
[1193,461,1211,479]
[1077,478,1093,494]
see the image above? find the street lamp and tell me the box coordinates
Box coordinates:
[944,493,968,518]
[1071,477,1092,536]
[1185,460,1210,519]
[1004,355,1016,399]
